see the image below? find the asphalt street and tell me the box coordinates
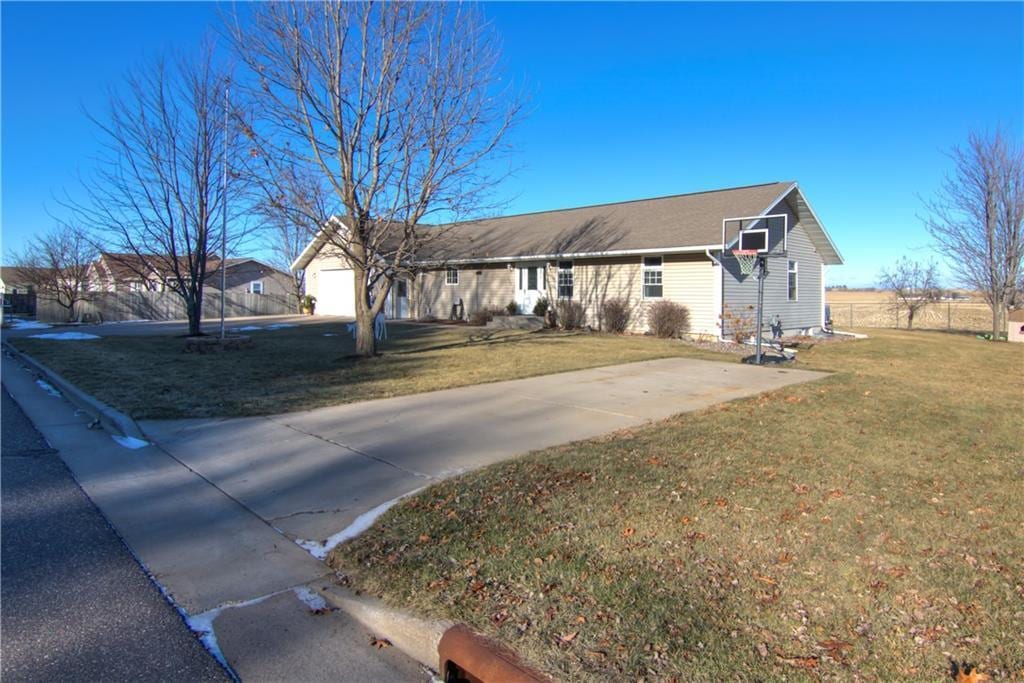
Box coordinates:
[0,388,227,682]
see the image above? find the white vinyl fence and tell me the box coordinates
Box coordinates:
[36,291,299,323]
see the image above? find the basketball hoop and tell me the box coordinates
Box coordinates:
[732,249,759,276]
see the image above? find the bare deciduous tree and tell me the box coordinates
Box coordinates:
[923,129,1024,338]
[12,225,96,322]
[68,44,250,336]
[230,2,520,356]
[253,165,333,312]
[878,257,941,329]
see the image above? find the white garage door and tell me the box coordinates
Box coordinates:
[317,269,355,316]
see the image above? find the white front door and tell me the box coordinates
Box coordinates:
[515,263,545,315]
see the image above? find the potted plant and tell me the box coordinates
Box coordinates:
[302,294,317,315]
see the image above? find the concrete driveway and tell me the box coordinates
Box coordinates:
[140,357,827,545]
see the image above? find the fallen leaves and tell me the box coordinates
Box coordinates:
[950,661,990,682]
[777,653,819,670]
[369,636,392,650]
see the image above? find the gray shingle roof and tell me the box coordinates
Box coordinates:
[419,182,794,262]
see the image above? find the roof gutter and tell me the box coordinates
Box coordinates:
[418,244,722,267]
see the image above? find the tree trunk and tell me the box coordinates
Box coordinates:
[187,294,203,336]
[354,309,376,356]
[907,307,914,329]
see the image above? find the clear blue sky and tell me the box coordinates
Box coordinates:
[2,2,1021,286]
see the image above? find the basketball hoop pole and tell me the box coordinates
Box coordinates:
[755,255,766,364]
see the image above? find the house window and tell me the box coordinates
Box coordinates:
[250,280,264,294]
[788,260,798,301]
[129,281,142,292]
[642,256,663,299]
[445,268,459,285]
[557,261,574,299]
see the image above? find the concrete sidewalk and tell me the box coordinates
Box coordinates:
[1,354,429,682]
[140,358,827,545]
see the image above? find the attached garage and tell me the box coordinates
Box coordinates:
[316,268,355,317]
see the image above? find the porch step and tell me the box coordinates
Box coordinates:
[485,315,544,331]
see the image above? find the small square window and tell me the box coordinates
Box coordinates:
[445,268,459,285]
[250,280,264,294]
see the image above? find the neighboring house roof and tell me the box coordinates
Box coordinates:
[292,181,844,270]
[0,266,52,286]
[94,252,203,282]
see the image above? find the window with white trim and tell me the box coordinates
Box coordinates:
[642,256,663,299]
[557,261,574,299]
[788,260,798,301]
[445,268,459,285]
[249,280,264,294]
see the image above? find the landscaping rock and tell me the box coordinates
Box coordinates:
[183,335,253,353]
[486,315,544,331]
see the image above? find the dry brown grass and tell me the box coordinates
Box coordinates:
[10,321,728,418]
[332,330,1024,681]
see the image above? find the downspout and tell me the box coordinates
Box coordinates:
[706,248,725,340]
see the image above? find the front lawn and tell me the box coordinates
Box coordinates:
[10,321,728,419]
[331,330,1023,681]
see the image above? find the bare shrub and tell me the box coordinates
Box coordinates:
[556,300,586,330]
[469,309,493,326]
[720,304,755,342]
[648,301,690,338]
[601,298,631,333]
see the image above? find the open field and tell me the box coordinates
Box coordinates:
[333,330,1024,681]
[8,321,729,419]
[827,291,993,332]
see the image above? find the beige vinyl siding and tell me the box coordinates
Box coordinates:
[416,263,515,319]
[543,254,718,335]
[660,254,718,336]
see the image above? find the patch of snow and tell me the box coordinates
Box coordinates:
[28,332,101,340]
[9,319,51,330]
[233,325,262,332]
[294,487,425,560]
[265,323,298,330]
[292,586,328,612]
[322,333,338,337]
[35,379,61,397]
[111,435,150,449]
[185,592,278,673]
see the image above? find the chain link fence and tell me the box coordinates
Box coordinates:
[829,301,995,333]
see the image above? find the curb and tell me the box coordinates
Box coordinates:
[2,341,148,441]
[319,583,452,671]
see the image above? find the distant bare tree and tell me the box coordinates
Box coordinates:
[12,225,96,322]
[253,165,332,312]
[923,129,1024,338]
[230,2,520,356]
[878,257,941,329]
[68,43,251,336]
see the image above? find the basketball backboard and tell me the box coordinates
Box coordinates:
[721,213,788,256]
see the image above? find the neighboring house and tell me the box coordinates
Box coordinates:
[204,258,294,297]
[0,266,43,316]
[1009,309,1024,344]
[0,266,43,295]
[89,253,293,297]
[291,181,843,338]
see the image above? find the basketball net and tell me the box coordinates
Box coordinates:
[732,249,759,276]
